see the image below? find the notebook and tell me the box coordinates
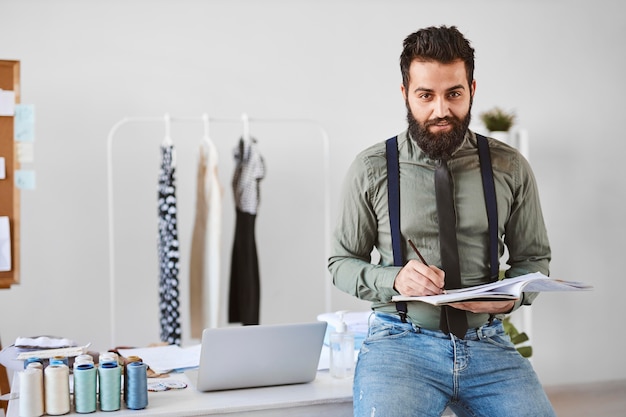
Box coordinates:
[192,321,327,392]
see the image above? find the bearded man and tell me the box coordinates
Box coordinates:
[328,25,555,417]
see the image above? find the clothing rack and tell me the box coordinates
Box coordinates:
[106,114,331,347]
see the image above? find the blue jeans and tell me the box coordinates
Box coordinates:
[353,312,555,417]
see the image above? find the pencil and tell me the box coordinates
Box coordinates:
[407,239,428,265]
[408,239,447,294]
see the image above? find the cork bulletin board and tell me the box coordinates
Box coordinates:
[0,60,20,289]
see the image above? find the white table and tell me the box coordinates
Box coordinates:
[7,370,353,417]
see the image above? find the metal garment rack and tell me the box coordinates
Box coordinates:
[106,114,331,347]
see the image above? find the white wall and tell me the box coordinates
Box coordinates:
[1,0,624,387]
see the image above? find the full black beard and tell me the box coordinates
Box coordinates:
[407,105,472,160]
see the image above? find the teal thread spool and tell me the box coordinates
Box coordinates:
[125,361,148,410]
[73,363,97,413]
[98,361,121,411]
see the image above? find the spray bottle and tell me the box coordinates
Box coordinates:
[329,310,355,378]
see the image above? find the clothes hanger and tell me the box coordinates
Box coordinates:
[163,113,173,146]
[162,113,176,166]
[202,113,211,146]
[241,112,251,144]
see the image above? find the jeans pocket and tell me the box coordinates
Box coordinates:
[482,331,517,351]
[366,320,412,343]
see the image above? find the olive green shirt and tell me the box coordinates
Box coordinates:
[328,130,551,330]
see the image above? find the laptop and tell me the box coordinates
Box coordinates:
[192,321,327,392]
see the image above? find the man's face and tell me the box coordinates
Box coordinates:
[401,59,476,160]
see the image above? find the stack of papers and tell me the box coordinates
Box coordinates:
[118,344,201,374]
[392,272,593,305]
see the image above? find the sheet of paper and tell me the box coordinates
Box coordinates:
[17,142,35,163]
[0,89,15,116]
[0,157,5,179]
[118,344,201,374]
[15,169,36,190]
[14,104,35,142]
[392,272,593,305]
[0,216,12,272]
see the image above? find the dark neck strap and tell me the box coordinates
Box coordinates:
[386,134,499,321]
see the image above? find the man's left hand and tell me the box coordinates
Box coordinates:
[451,300,515,314]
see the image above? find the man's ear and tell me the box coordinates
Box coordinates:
[400,83,407,101]
[470,79,477,98]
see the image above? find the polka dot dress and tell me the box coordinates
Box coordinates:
[157,144,181,345]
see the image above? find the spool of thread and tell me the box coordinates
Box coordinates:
[44,364,71,415]
[23,357,43,370]
[73,363,97,414]
[98,361,121,411]
[51,356,69,367]
[26,362,43,371]
[125,361,148,410]
[73,354,94,370]
[123,355,142,403]
[18,367,44,417]
[99,352,118,365]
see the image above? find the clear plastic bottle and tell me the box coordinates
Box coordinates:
[329,311,355,379]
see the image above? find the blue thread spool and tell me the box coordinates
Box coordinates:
[123,356,142,403]
[125,361,148,410]
[73,363,97,414]
[98,361,121,411]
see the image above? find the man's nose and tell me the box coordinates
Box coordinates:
[432,98,450,118]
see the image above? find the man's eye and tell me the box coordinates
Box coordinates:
[449,91,461,98]
[419,93,431,100]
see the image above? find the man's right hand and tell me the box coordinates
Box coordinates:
[393,260,446,296]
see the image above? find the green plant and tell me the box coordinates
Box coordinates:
[502,316,532,358]
[479,107,516,132]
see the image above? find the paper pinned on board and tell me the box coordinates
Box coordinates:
[0,89,15,116]
[0,216,11,271]
[15,169,36,190]
[14,104,35,142]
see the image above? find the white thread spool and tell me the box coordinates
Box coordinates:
[18,367,44,417]
[44,364,71,415]
[73,354,94,369]
[99,352,117,364]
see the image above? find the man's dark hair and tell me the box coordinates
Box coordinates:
[400,25,475,91]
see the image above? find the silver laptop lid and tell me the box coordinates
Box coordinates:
[196,321,327,392]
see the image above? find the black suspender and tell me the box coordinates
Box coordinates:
[386,134,499,322]
[385,138,407,321]
[477,135,500,281]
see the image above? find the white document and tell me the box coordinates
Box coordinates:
[118,344,201,374]
[392,272,593,305]
[0,89,15,116]
[0,216,11,271]
[0,157,5,179]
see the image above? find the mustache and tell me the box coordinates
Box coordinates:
[424,117,458,128]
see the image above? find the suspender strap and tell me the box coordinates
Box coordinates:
[476,134,500,281]
[386,137,403,267]
[385,134,500,322]
[385,137,407,322]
